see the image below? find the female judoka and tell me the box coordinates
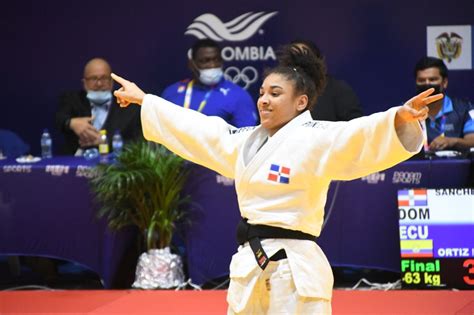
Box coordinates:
[110,46,442,314]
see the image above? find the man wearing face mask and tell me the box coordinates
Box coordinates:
[414,56,474,152]
[161,39,258,127]
[56,57,142,155]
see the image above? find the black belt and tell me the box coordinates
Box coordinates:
[269,249,287,261]
[236,218,317,270]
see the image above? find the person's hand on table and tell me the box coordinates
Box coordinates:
[70,117,100,144]
[429,134,456,151]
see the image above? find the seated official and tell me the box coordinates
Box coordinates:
[56,58,142,155]
[414,56,474,152]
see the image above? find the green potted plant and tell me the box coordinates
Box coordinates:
[90,141,190,289]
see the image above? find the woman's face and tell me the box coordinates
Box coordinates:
[258,73,308,136]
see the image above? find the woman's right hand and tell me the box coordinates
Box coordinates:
[111,73,146,107]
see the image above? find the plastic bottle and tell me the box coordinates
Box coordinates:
[40,129,53,158]
[98,129,109,155]
[112,130,123,156]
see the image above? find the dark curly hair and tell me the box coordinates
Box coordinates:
[414,56,448,79]
[264,44,326,111]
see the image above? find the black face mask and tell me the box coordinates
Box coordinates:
[416,84,442,95]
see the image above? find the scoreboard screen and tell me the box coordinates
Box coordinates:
[398,188,474,289]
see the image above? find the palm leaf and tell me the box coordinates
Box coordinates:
[90,141,190,250]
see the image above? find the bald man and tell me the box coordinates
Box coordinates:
[56,58,142,154]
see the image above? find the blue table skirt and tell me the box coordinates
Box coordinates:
[1,156,471,286]
[0,156,136,288]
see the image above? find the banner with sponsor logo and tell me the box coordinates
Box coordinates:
[183,11,280,99]
[2,0,473,156]
[398,188,474,289]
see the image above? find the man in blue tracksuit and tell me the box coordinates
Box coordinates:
[162,39,258,128]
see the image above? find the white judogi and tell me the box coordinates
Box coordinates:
[140,94,423,313]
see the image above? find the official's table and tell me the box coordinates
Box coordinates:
[0,156,136,288]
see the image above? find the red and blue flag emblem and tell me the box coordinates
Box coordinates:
[268,164,291,184]
[398,189,428,207]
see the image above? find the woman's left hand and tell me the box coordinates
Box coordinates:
[395,88,443,125]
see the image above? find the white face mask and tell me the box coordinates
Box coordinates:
[87,90,112,105]
[199,67,223,86]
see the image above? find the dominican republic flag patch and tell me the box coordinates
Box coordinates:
[398,189,428,207]
[268,164,291,184]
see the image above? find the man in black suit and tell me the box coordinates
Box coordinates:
[56,58,142,155]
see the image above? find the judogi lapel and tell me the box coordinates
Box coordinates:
[236,111,312,196]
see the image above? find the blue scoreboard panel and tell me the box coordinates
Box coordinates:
[398,188,474,289]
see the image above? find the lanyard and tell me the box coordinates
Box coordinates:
[183,80,213,113]
[420,120,429,151]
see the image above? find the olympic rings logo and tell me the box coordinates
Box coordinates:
[224,66,258,90]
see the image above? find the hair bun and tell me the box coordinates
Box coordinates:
[277,44,326,96]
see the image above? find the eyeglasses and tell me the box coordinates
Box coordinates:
[84,76,112,84]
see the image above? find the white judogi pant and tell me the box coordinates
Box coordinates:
[227,259,332,315]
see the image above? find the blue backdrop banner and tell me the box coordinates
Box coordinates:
[2,0,473,154]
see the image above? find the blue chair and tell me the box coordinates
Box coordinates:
[0,129,30,158]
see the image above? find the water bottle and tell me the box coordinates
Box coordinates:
[98,129,109,164]
[112,130,123,156]
[98,129,109,155]
[40,129,53,158]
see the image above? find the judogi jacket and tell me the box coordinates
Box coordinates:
[140,94,423,308]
